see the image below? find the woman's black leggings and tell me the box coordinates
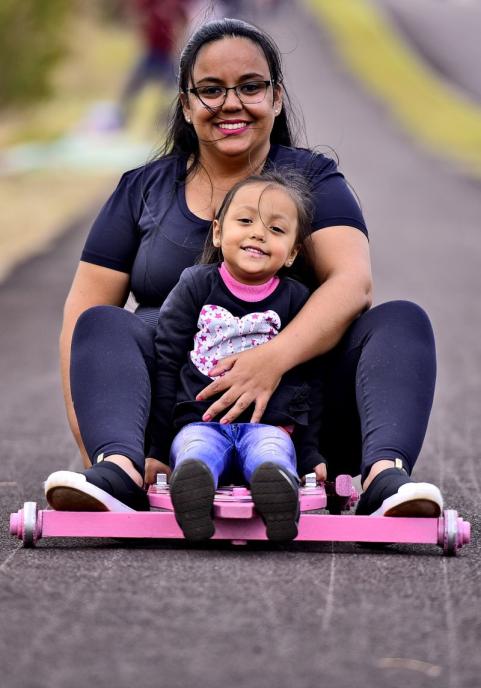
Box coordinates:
[70,300,436,482]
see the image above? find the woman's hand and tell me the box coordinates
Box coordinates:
[144,458,172,486]
[196,345,284,424]
[313,462,327,482]
[300,463,327,484]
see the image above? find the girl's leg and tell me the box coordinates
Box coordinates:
[45,306,155,512]
[235,424,297,483]
[169,423,234,541]
[318,300,442,515]
[170,423,233,486]
[236,424,300,541]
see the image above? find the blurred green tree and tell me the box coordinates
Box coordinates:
[0,0,71,108]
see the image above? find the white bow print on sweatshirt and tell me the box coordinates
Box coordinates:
[190,304,281,377]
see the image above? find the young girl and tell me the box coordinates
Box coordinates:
[149,170,325,542]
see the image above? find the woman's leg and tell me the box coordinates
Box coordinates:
[71,305,156,474]
[236,424,300,541]
[319,301,436,479]
[169,423,234,541]
[318,300,442,515]
[45,306,155,511]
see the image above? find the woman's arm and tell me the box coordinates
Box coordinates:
[198,227,373,423]
[60,261,130,465]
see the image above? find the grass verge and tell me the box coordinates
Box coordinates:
[0,11,169,283]
[305,0,481,178]
[0,171,118,282]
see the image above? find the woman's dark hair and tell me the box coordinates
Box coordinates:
[161,18,302,179]
[200,168,314,269]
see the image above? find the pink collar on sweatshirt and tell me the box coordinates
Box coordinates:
[219,262,279,302]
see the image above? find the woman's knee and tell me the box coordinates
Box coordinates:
[73,305,154,353]
[366,300,434,341]
[75,305,130,335]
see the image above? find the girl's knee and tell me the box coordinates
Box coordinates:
[256,429,296,463]
[171,424,221,460]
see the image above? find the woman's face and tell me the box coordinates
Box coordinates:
[181,37,282,162]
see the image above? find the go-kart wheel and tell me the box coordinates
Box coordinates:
[22,502,38,548]
[442,509,458,557]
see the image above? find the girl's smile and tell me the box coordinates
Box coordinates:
[242,245,268,256]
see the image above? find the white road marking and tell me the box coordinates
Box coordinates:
[0,543,22,575]
[321,543,336,632]
[441,558,458,688]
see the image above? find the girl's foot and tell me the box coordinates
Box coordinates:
[169,460,216,541]
[356,465,443,517]
[250,462,300,542]
[45,462,150,512]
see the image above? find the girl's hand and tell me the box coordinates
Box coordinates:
[196,346,284,424]
[144,458,172,486]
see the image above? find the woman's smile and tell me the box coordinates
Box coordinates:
[216,119,251,135]
[182,36,282,161]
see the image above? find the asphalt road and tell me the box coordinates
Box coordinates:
[1,3,480,688]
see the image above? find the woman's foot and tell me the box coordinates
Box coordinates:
[356,464,443,517]
[250,462,300,542]
[169,459,216,541]
[45,460,150,512]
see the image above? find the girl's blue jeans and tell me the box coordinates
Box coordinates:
[169,422,297,486]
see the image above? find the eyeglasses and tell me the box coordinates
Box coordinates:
[185,80,273,107]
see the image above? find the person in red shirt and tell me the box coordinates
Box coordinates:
[119,0,190,123]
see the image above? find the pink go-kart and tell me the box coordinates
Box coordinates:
[9,474,470,556]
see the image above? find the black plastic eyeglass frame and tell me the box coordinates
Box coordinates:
[184,80,273,107]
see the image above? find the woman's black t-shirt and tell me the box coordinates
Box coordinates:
[81,144,367,311]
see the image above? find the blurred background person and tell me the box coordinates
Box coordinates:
[119,0,192,126]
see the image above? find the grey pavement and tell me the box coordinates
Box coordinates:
[1,3,481,688]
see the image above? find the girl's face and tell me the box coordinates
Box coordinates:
[212,182,300,284]
[181,37,282,162]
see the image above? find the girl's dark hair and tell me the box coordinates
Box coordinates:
[200,169,314,269]
[161,18,302,179]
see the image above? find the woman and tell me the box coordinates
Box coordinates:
[45,18,443,518]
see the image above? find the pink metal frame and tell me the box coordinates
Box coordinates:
[9,475,471,555]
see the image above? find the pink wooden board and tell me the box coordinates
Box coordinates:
[10,508,468,547]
